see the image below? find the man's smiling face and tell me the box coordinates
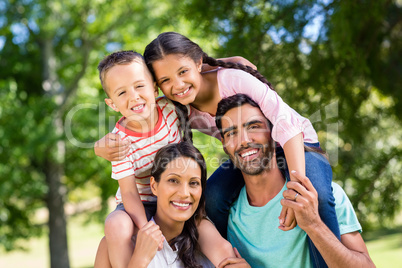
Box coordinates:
[221,104,275,175]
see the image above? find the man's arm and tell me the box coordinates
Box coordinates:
[281,171,375,268]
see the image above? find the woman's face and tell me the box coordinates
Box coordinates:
[152,54,203,105]
[151,156,203,225]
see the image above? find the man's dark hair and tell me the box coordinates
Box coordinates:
[215,94,273,137]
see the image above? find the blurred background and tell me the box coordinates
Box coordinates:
[0,0,401,267]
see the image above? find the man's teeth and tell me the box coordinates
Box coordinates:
[177,87,190,96]
[132,104,144,111]
[241,149,258,158]
[172,202,190,207]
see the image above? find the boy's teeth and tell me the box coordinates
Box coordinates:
[177,87,190,96]
[172,202,190,207]
[241,149,258,158]
[132,104,144,111]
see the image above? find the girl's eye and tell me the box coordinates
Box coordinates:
[179,69,187,75]
[160,79,169,85]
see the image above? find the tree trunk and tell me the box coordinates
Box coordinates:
[44,119,70,268]
[41,38,70,268]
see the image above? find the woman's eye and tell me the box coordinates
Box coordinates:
[190,180,200,187]
[168,178,178,184]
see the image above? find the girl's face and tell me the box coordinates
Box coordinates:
[151,156,202,225]
[152,54,203,105]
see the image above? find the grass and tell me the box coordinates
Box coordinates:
[1,216,401,268]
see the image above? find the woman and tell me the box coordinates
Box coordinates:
[94,142,249,268]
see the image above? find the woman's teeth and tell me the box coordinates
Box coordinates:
[172,202,190,207]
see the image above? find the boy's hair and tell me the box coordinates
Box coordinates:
[215,94,273,137]
[151,142,207,268]
[97,50,145,95]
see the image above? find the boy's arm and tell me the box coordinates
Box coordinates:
[119,175,148,229]
[197,219,236,267]
[94,133,130,162]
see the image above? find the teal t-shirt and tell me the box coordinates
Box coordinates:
[227,182,361,268]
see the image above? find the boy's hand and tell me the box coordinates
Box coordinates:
[94,133,130,161]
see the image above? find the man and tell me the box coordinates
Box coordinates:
[216,94,375,268]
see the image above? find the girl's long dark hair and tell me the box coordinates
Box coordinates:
[144,32,327,156]
[151,142,207,268]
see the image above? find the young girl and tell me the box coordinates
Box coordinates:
[142,32,340,268]
[95,142,249,268]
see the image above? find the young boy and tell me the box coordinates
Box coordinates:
[96,50,235,268]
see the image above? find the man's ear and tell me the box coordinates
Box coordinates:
[150,176,157,196]
[153,82,159,97]
[105,98,119,112]
[221,139,229,155]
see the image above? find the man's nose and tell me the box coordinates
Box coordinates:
[240,129,251,147]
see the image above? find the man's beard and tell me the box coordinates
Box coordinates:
[230,142,275,175]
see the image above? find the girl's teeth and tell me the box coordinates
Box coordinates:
[177,88,190,96]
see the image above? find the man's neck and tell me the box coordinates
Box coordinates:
[243,159,286,207]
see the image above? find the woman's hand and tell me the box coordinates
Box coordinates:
[94,133,130,162]
[217,248,251,268]
[128,221,164,268]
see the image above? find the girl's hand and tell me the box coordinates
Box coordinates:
[217,248,251,268]
[280,171,321,232]
[278,206,297,231]
[129,221,164,267]
[94,133,130,161]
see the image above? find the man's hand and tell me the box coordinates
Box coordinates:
[94,133,130,162]
[217,248,251,268]
[280,170,321,232]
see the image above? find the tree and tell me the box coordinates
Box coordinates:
[0,0,196,266]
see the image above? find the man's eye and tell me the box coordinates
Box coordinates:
[160,79,169,85]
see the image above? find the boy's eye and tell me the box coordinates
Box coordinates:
[118,91,125,96]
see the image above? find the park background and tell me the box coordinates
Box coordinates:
[0,0,401,267]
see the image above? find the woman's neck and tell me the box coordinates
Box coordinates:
[153,214,185,243]
[191,70,221,116]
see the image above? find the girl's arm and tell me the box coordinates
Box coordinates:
[197,219,236,267]
[202,56,257,72]
[119,176,148,229]
[128,221,163,268]
[94,133,130,162]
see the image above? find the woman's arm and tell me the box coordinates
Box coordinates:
[94,133,130,162]
[197,219,236,267]
[128,221,163,268]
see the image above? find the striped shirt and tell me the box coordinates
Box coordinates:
[111,97,182,203]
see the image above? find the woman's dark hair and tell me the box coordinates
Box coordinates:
[151,142,207,268]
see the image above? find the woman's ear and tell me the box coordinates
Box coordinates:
[150,176,158,196]
[105,98,119,112]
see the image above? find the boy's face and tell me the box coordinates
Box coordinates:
[104,60,158,129]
